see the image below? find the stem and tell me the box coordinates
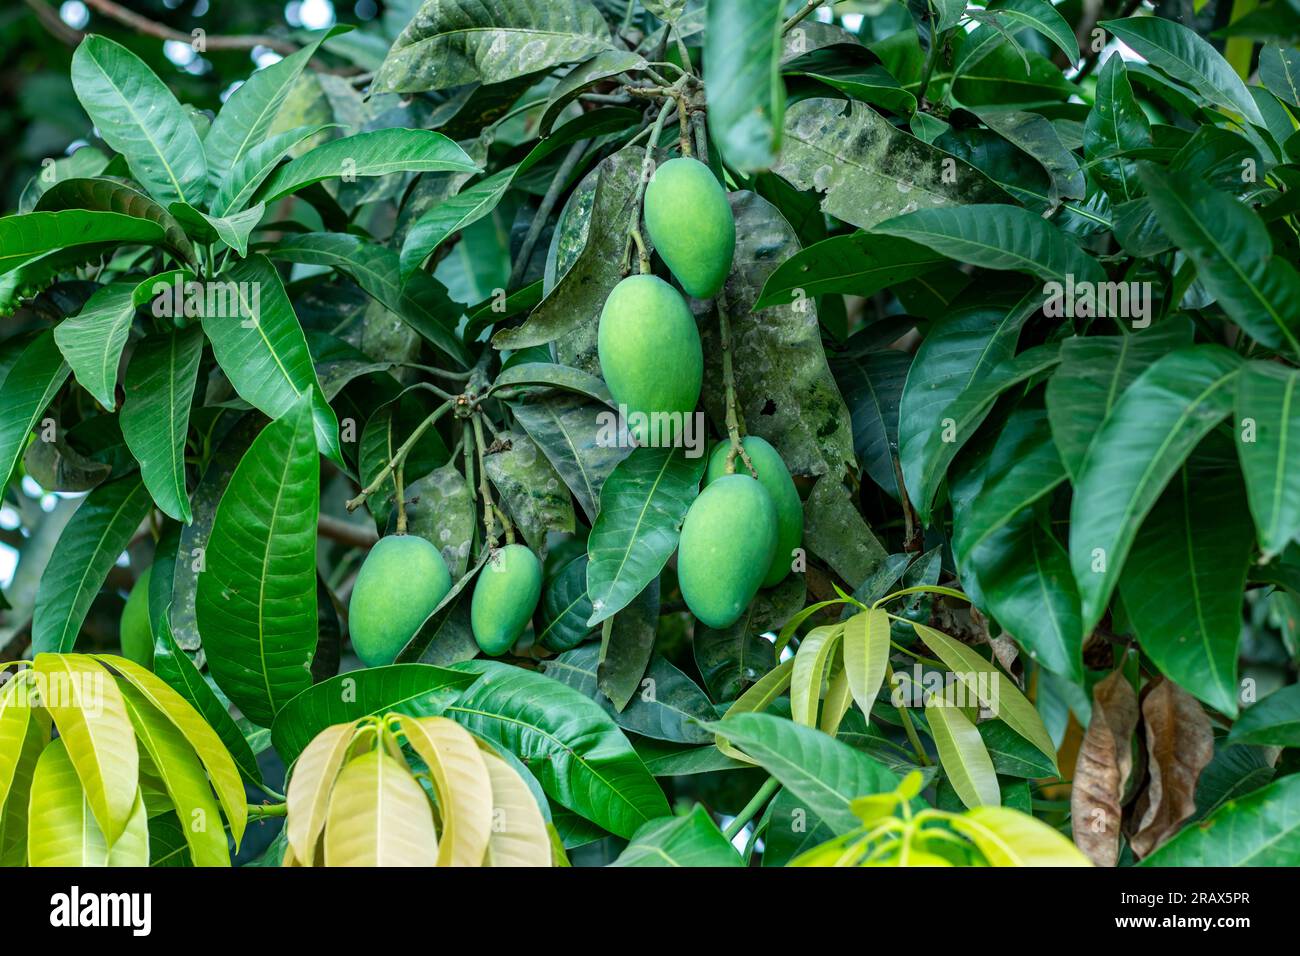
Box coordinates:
[781,0,825,35]
[508,139,590,290]
[724,776,780,840]
[886,662,931,766]
[472,413,499,548]
[626,92,681,271]
[716,291,757,477]
[889,640,945,669]
[346,400,452,512]
[247,802,288,819]
[394,462,408,534]
[916,3,944,106]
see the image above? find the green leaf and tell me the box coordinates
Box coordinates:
[491,362,613,406]
[400,167,514,280]
[875,205,1105,286]
[446,660,670,839]
[598,579,661,711]
[1118,445,1252,717]
[1228,684,1300,746]
[832,348,912,499]
[536,554,594,652]
[1068,346,1241,634]
[753,232,944,309]
[1083,55,1152,204]
[1259,45,1300,108]
[694,575,803,702]
[374,0,614,93]
[540,50,646,136]
[705,0,785,172]
[195,397,319,727]
[31,653,139,846]
[211,124,336,217]
[1141,773,1300,865]
[35,176,197,267]
[1101,17,1266,127]
[773,98,1010,230]
[611,804,743,867]
[201,254,341,463]
[984,0,1080,62]
[585,445,704,626]
[256,128,478,203]
[26,740,148,866]
[705,712,898,834]
[404,463,475,578]
[18,146,109,213]
[975,108,1085,203]
[1138,166,1300,355]
[70,35,206,206]
[925,698,1000,809]
[357,387,450,531]
[119,327,203,523]
[269,663,478,765]
[52,282,137,410]
[204,26,349,196]
[0,210,166,275]
[31,474,152,654]
[785,54,917,115]
[842,609,892,721]
[167,201,265,258]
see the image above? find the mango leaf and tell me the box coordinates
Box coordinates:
[167,202,265,258]
[772,98,1010,231]
[784,54,917,115]
[704,712,898,834]
[25,740,148,866]
[975,109,1085,203]
[540,50,646,136]
[1259,45,1300,108]
[983,0,1079,62]
[211,124,337,217]
[270,664,477,764]
[285,722,353,866]
[483,428,575,550]
[842,608,891,721]
[754,232,944,309]
[611,804,743,867]
[925,698,1000,809]
[446,660,670,838]
[357,387,450,531]
[1082,55,1151,204]
[950,806,1091,866]
[52,282,140,410]
[374,0,613,93]
[875,205,1105,286]
[18,146,109,213]
[119,327,203,523]
[35,176,196,267]
[31,653,139,846]
[832,348,911,499]
[1139,166,1300,355]
[201,254,341,463]
[0,332,69,492]
[1130,678,1215,858]
[70,35,207,206]
[694,575,804,702]
[195,397,319,727]
[256,128,478,203]
[404,463,475,577]
[31,474,152,654]
[398,716,493,867]
[585,445,704,626]
[0,210,165,275]
[1070,668,1138,866]
[1228,684,1300,747]
[705,0,785,172]
[597,578,660,711]
[791,625,843,727]
[1141,772,1300,866]
[479,744,553,866]
[1068,346,1241,634]
[801,472,889,586]
[490,362,613,406]
[324,750,439,865]
[400,167,514,280]
[1101,17,1265,126]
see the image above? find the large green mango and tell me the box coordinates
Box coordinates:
[597,274,702,444]
[677,474,778,628]
[471,543,543,656]
[706,436,803,587]
[119,565,154,669]
[349,534,451,667]
[643,157,736,299]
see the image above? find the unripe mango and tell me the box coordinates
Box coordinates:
[706,436,803,587]
[119,565,154,669]
[643,157,735,299]
[349,534,452,667]
[677,475,778,628]
[597,274,702,444]
[471,544,543,656]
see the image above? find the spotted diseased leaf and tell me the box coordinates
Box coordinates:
[1070,668,1138,867]
[510,393,629,523]
[483,428,575,551]
[405,463,475,578]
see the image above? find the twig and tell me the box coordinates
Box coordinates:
[886,662,931,766]
[782,0,826,36]
[24,0,82,45]
[317,514,378,549]
[346,400,452,511]
[507,139,591,290]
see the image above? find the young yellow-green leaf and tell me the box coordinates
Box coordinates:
[323,750,439,866]
[99,653,247,849]
[0,331,69,491]
[31,653,138,846]
[27,740,149,866]
[71,35,207,207]
[478,745,552,867]
[31,474,152,654]
[842,609,891,721]
[119,682,229,866]
[52,282,137,410]
[286,722,355,867]
[0,673,33,814]
[119,327,203,523]
[926,698,1000,809]
[950,805,1091,866]
[0,697,48,866]
[819,651,853,737]
[195,396,319,727]
[399,715,493,867]
[912,623,1056,768]
[791,624,844,727]
[612,804,743,867]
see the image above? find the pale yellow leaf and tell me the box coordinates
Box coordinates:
[479,746,551,867]
[286,722,355,866]
[324,750,438,866]
[400,715,493,867]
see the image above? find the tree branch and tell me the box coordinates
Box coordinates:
[82,0,301,55]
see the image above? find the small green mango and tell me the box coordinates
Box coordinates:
[349,534,452,667]
[706,436,803,587]
[471,543,543,656]
[643,157,736,299]
[677,474,778,628]
[597,274,702,443]
[119,565,154,669]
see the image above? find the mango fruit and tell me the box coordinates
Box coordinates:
[471,543,543,656]
[643,157,735,299]
[119,565,154,669]
[677,474,778,628]
[597,274,702,444]
[349,534,452,667]
[706,436,803,587]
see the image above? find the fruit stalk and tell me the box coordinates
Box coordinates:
[715,291,757,478]
[472,411,500,548]
[628,90,682,275]
[781,0,824,35]
[346,399,453,512]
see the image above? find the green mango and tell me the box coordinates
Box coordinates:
[349,534,452,667]
[471,543,543,656]
[643,157,736,299]
[677,474,778,628]
[119,565,154,669]
[597,274,702,444]
[706,436,803,587]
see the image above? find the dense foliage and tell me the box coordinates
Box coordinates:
[1,0,1299,867]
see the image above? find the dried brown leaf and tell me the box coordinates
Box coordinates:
[1070,668,1138,866]
[1129,677,1214,858]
